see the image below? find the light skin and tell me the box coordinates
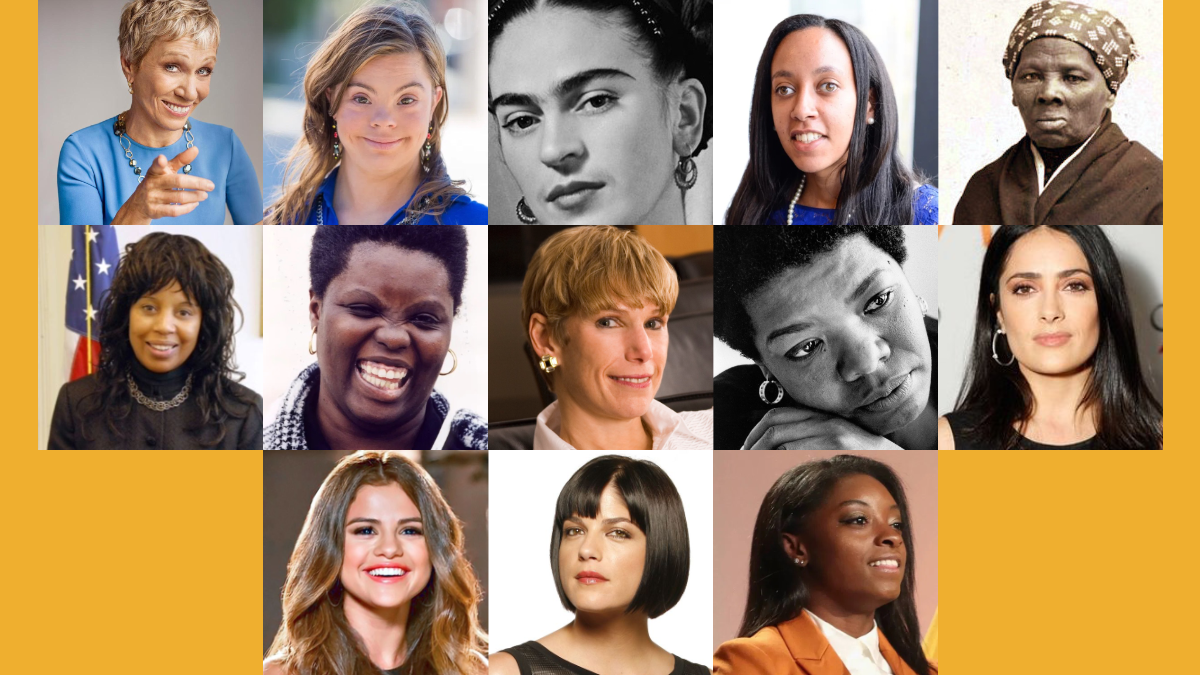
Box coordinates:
[742,235,935,450]
[490,485,675,675]
[529,302,669,451]
[938,228,1100,449]
[339,483,432,671]
[490,6,705,225]
[781,474,906,638]
[310,243,455,450]
[328,53,444,225]
[112,38,219,224]
[1011,38,1115,149]
[770,28,874,210]
[127,281,201,374]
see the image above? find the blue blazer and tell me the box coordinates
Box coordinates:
[57,116,262,225]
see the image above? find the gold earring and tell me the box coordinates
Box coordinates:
[308,326,318,355]
[538,354,558,373]
[127,80,133,94]
[440,348,457,376]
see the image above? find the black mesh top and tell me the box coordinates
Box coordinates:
[501,642,709,675]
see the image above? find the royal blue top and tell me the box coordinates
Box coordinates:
[302,167,488,225]
[766,184,940,225]
[57,116,262,225]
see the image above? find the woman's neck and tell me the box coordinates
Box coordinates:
[556,396,653,451]
[797,161,845,210]
[638,182,687,225]
[123,105,183,148]
[315,381,426,450]
[804,592,877,638]
[333,158,423,225]
[1019,363,1098,444]
[343,596,412,671]
[542,611,670,674]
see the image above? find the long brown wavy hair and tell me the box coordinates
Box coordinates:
[265,2,468,225]
[266,452,487,675]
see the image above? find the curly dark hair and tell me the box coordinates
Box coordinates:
[309,226,468,311]
[85,232,252,447]
[714,225,907,361]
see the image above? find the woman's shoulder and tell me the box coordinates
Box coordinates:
[671,654,712,675]
[436,194,488,225]
[60,117,121,164]
[448,407,488,450]
[57,373,105,402]
[912,185,939,225]
[222,377,265,413]
[714,626,789,673]
[488,649,521,675]
[187,118,240,142]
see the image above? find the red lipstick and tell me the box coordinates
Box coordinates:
[574,571,608,585]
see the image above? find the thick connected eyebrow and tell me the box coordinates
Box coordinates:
[348,81,426,95]
[847,268,888,304]
[771,65,844,80]
[492,68,634,109]
[838,499,900,511]
[1004,268,1093,284]
[346,517,423,526]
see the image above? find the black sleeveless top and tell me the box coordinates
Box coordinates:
[501,642,709,675]
[944,409,1096,449]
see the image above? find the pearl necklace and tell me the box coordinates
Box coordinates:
[785,174,854,225]
[113,111,194,183]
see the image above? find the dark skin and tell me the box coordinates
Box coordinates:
[309,242,455,450]
[1011,38,1115,149]
[782,474,906,638]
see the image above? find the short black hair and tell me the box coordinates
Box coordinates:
[309,226,469,311]
[714,225,907,361]
[550,455,689,619]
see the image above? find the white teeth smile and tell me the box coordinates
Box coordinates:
[368,568,407,577]
[613,376,650,383]
[869,560,900,568]
[148,344,175,352]
[164,102,191,114]
[358,360,408,390]
[794,132,823,144]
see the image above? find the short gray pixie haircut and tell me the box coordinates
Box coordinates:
[118,0,220,67]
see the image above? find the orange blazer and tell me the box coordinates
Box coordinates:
[714,612,937,675]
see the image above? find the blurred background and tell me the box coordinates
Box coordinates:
[263,450,489,655]
[713,0,938,223]
[263,0,488,211]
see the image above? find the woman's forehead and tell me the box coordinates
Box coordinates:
[1015,37,1099,73]
[1002,228,1090,276]
[350,52,434,89]
[770,27,853,82]
[750,236,896,311]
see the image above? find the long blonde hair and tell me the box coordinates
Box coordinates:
[266,452,487,675]
[266,2,467,225]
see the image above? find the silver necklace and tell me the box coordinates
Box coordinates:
[785,174,854,225]
[127,372,193,411]
[113,112,194,184]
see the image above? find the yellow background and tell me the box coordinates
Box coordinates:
[12,0,1187,673]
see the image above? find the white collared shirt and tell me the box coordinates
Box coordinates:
[533,400,713,450]
[805,610,894,675]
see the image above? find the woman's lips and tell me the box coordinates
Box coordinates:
[145,342,179,358]
[545,181,605,211]
[790,131,826,151]
[1034,332,1072,347]
[355,359,409,399]
[364,137,404,150]
[609,375,652,389]
[574,571,608,585]
[858,371,914,414]
[1034,118,1068,130]
[868,558,902,574]
[364,565,411,584]
[162,101,192,117]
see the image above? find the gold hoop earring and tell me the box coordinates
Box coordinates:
[440,348,457,376]
[308,326,318,355]
[538,354,558,373]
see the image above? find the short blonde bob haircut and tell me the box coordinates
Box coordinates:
[118,0,220,67]
[522,226,679,354]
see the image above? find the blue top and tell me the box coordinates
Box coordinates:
[766,184,939,225]
[57,116,262,225]
[302,167,488,225]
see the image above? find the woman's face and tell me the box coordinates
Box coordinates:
[331,53,443,175]
[994,227,1100,376]
[124,38,216,137]
[339,482,433,614]
[552,302,669,423]
[770,28,862,178]
[490,7,678,224]
[1011,38,1115,148]
[312,243,454,432]
[747,235,930,436]
[128,281,201,373]
[794,474,906,614]
[558,484,646,615]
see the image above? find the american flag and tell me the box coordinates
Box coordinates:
[65,225,120,381]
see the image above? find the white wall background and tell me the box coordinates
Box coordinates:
[37,225,264,450]
[263,225,488,419]
[714,0,921,223]
[937,225,1163,414]
[939,0,1164,223]
[489,450,714,668]
[714,225,938,374]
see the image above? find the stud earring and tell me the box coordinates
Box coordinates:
[538,354,558,373]
[674,156,697,191]
[421,121,434,172]
[331,120,341,160]
[516,197,538,224]
[867,116,875,125]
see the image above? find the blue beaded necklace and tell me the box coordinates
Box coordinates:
[113,111,194,183]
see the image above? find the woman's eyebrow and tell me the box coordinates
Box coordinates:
[554,68,634,98]
[1004,268,1093,283]
[771,65,843,80]
[848,267,888,303]
[766,320,813,345]
[346,517,423,525]
[349,81,426,93]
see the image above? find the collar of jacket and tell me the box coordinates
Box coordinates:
[775,611,913,675]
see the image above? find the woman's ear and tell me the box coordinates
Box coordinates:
[434,85,445,116]
[529,313,559,357]
[755,361,773,382]
[782,533,808,563]
[990,292,1005,331]
[309,289,321,331]
[867,87,877,122]
[671,76,707,157]
[121,56,136,86]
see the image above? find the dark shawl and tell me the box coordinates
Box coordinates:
[953,110,1162,225]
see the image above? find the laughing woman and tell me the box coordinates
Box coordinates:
[57,0,262,225]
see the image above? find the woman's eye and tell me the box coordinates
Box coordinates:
[199,67,212,76]
[412,314,442,327]
[401,527,424,536]
[846,516,868,526]
[645,318,665,330]
[775,84,794,96]
[141,304,156,312]
[597,317,619,328]
[610,529,630,540]
[352,95,370,104]
[578,93,617,113]
[864,289,893,314]
[1065,75,1083,83]
[787,338,822,360]
[165,64,178,72]
[819,81,839,93]
[1064,281,1090,292]
[891,521,904,530]
[346,304,376,316]
[400,96,416,105]
[564,527,582,537]
[353,526,376,535]
[1012,284,1035,295]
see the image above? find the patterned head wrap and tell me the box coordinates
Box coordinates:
[1003,1,1139,94]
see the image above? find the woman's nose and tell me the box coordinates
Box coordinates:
[374,321,413,350]
[577,531,600,560]
[838,330,891,382]
[791,86,818,120]
[371,106,397,128]
[375,531,400,557]
[1040,290,1065,323]
[538,116,585,169]
[152,312,176,334]
[1036,76,1066,105]
[876,524,903,549]
[626,327,653,361]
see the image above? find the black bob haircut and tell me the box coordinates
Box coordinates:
[309,226,469,312]
[714,225,907,361]
[740,454,931,675]
[550,455,690,619]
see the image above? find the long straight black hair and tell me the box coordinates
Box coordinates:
[725,14,918,225]
[740,455,931,675]
[954,225,1163,449]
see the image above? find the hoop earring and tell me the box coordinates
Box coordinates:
[327,585,342,607]
[421,121,434,172]
[538,354,558,373]
[331,120,341,160]
[918,295,928,315]
[759,377,784,405]
[992,327,1015,366]
[516,197,538,224]
[674,156,697,191]
[307,326,318,355]
[439,348,457,376]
